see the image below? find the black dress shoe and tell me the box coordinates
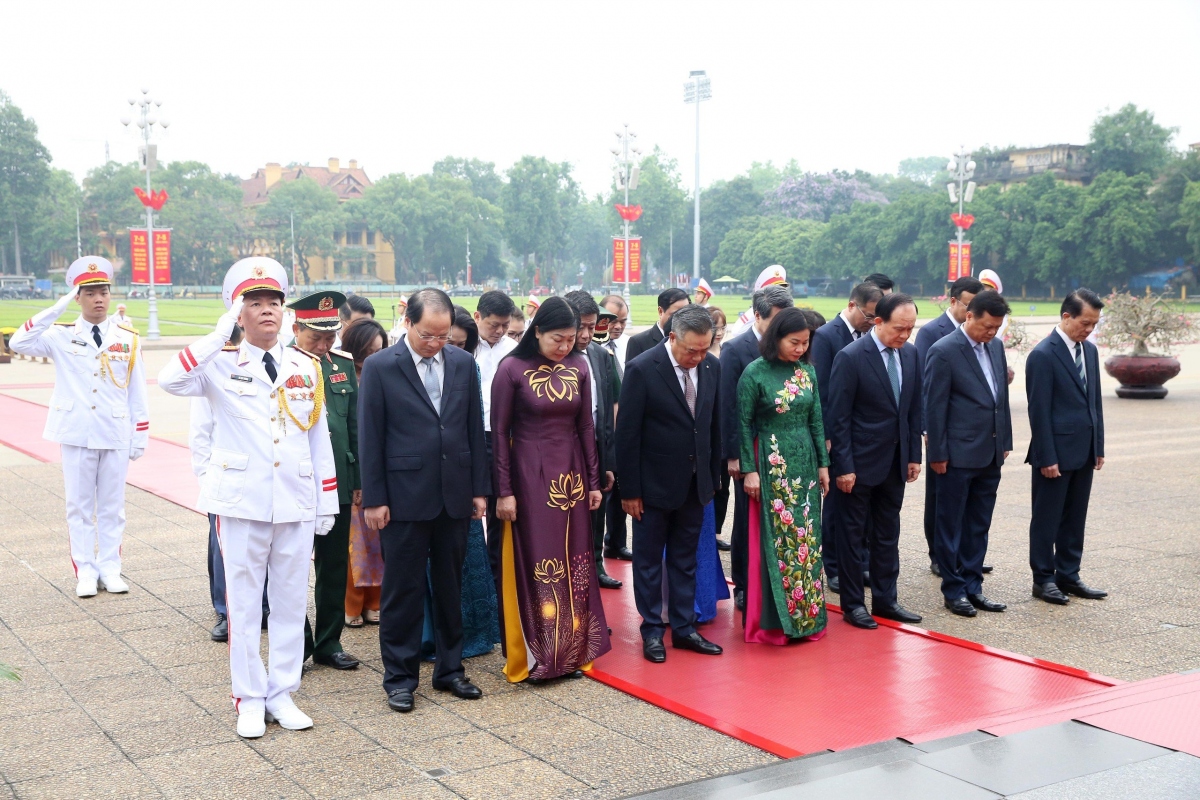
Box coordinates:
[597,572,623,590]
[1033,582,1070,605]
[981,563,994,574]
[863,570,871,583]
[567,670,585,679]
[967,594,1006,612]
[643,637,666,663]
[671,632,723,655]
[930,562,941,578]
[210,614,228,642]
[734,590,745,611]
[945,597,977,617]
[872,603,922,624]
[434,677,482,700]
[604,547,633,561]
[827,575,840,594]
[843,607,878,629]
[715,538,732,551]
[314,651,360,670]
[1057,580,1107,599]
[387,689,414,713]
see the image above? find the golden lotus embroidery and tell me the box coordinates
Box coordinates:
[547,472,585,511]
[524,364,579,402]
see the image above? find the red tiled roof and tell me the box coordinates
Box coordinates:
[242,164,373,206]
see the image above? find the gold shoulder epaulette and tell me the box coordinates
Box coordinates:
[330,348,352,360]
[221,344,240,351]
[116,323,138,334]
[53,321,73,326]
[290,343,318,359]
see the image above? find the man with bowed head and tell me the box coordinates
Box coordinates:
[827,292,924,630]
[617,304,724,663]
[159,258,339,739]
[358,288,491,713]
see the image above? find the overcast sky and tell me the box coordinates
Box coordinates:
[4,0,1198,197]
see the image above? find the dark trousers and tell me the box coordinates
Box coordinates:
[836,450,905,611]
[632,480,703,641]
[208,513,267,618]
[592,492,610,567]
[484,431,502,580]
[713,471,731,540]
[379,508,468,693]
[821,485,841,581]
[923,454,938,563]
[304,504,351,659]
[934,463,1001,600]
[730,476,748,593]
[1029,459,1094,586]
[606,473,629,551]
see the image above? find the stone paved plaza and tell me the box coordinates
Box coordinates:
[1,326,1198,798]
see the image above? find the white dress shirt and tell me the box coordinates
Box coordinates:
[664,340,698,397]
[960,327,997,400]
[869,328,901,393]
[475,334,516,432]
[943,309,963,330]
[240,340,286,385]
[410,342,445,397]
[839,310,861,340]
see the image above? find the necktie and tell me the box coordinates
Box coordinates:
[92,325,102,348]
[886,347,901,406]
[679,366,696,417]
[607,341,623,378]
[421,356,441,414]
[1074,342,1086,387]
[852,330,861,340]
[263,352,278,383]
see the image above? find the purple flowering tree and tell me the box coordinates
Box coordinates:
[763,172,889,223]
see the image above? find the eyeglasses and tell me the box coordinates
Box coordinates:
[413,331,450,343]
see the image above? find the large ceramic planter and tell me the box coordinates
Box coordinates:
[1103,354,1181,399]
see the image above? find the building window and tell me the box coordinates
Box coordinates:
[346,230,361,246]
[366,231,375,247]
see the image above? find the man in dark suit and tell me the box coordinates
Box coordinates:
[924,290,1012,617]
[827,292,924,629]
[719,285,793,611]
[617,305,724,663]
[564,291,622,589]
[624,287,690,362]
[1025,289,1107,605]
[810,282,882,594]
[915,275,983,577]
[358,288,491,713]
[600,295,634,560]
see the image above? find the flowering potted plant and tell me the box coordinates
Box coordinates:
[1098,292,1198,398]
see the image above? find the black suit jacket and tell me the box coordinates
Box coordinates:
[923,329,1013,469]
[811,316,855,414]
[616,346,722,509]
[584,342,620,478]
[1025,333,1104,472]
[914,311,959,432]
[358,336,490,520]
[718,329,762,461]
[827,333,923,485]
[624,324,664,363]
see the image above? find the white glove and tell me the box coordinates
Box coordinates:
[315,515,336,536]
[216,295,244,341]
[51,285,81,314]
[129,447,144,462]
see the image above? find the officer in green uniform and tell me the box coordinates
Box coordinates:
[289,290,362,670]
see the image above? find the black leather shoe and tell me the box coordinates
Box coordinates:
[210,614,227,642]
[863,570,871,583]
[930,562,941,578]
[314,651,360,670]
[873,603,922,624]
[981,563,994,574]
[604,547,633,561]
[827,575,840,594]
[1057,580,1107,599]
[715,538,732,551]
[1033,582,1070,605]
[566,670,585,679]
[387,689,414,713]
[643,637,666,663]
[434,677,482,700]
[945,597,977,617]
[597,572,623,590]
[843,607,878,629]
[967,594,1006,612]
[734,590,745,611]
[671,632,723,655]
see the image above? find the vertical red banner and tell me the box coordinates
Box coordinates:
[628,238,641,283]
[128,229,172,284]
[948,242,960,282]
[960,242,972,278]
[612,237,627,282]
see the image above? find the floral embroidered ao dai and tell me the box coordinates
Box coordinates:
[737,358,829,641]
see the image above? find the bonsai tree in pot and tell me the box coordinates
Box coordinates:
[1097,292,1198,398]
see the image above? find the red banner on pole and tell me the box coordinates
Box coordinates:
[960,242,972,278]
[612,237,642,283]
[628,238,641,283]
[948,242,959,281]
[129,229,172,284]
[612,238,626,282]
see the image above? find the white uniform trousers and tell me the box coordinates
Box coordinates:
[215,516,314,713]
[60,444,130,581]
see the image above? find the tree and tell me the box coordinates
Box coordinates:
[255,177,346,284]
[80,161,146,270]
[744,159,802,194]
[680,175,763,276]
[156,161,247,285]
[21,168,82,278]
[607,146,688,276]
[710,216,784,282]
[1085,103,1177,178]
[432,157,503,205]
[741,219,825,281]
[763,171,888,223]
[0,91,52,274]
[566,195,611,286]
[897,156,950,185]
[1066,171,1159,288]
[1151,150,1200,263]
[502,156,574,285]
[1180,180,1200,264]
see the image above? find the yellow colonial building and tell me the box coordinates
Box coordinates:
[975,144,1091,189]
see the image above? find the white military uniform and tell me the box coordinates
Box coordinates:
[8,261,149,585]
[727,265,789,340]
[159,259,337,723]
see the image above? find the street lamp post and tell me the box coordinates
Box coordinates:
[120,89,170,340]
[611,124,641,301]
[946,147,977,284]
[683,70,711,283]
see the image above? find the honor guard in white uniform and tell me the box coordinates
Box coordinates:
[158,257,338,739]
[8,257,148,598]
[727,265,789,340]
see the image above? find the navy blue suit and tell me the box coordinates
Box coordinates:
[809,316,857,581]
[617,345,722,640]
[624,323,665,363]
[358,336,490,694]
[827,333,923,612]
[923,329,1012,600]
[719,329,762,595]
[1024,332,1104,586]
[914,311,960,561]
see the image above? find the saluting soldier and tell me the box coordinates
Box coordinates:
[288,291,363,671]
[9,257,148,598]
[158,258,338,740]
